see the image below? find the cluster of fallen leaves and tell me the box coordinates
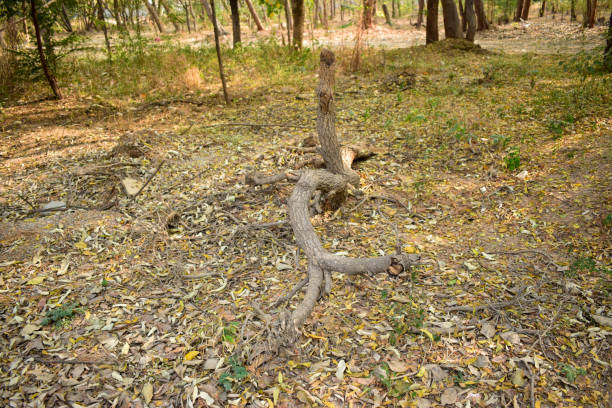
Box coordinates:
[1,22,610,408]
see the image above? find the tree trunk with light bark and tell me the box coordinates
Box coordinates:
[465,0,476,41]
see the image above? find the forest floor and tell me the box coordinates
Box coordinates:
[0,19,611,408]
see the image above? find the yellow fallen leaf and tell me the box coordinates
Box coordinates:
[142,382,153,404]
[75,241,88,249]
[184,351,199,361]
[416,366,426,377]
[273,386,280,404]
[27,276,45,285]
[420,328,434,342]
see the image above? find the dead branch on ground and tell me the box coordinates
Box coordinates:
[245,49,419,357]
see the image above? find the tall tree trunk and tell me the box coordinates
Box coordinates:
[244,0,264,30]
[441,0,462,38]
[539,0,546,17]
[201,0,228,34]
[60,5,73,32]
[184,2,192,32]
[144,0,164,32]
[570,0,576,21]
[426,0,439,43]
[604,11,612,71]
[417,0,424,27]
[210,0,229,103]
[97,0,112,56]
[322,0,328,27]
[474,0,488,29]
[587,0,597,28]
[291,0,304,48]
[458,0,467,32]
[113,0,124,30]
[229,0,241,46]
[465,0,476,41]
[189,0,197,31]
[514,0,523,21]
[382,3,392,24]
[160,0,180,32]
[520,0,531,20]
[284,0,292,43]
[29,0,62,99]
[363,0,374,29]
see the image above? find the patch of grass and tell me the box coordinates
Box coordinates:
[41,302,82,327]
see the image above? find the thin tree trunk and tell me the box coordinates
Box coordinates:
[184,2,192,32]
[60,4,73,32]
[539,0,546,17]
[604,11,612,71]
[322,0,328,28]
[29,0,62,99]
[570,0,576,21]
[520,0,531,20]
[426,0,439,42]
[474,0,488,29]
[244,0,264,30]
[144,0,164,32]
[291,0,304,48]
[441,0,462,38]
[97,0,111,57]
[465,0,476,41]
[201,0,228,34]
[514,0,523,21]
[417,0,424,27]
[284,0,292,43]
[229,0,241,46]
[210,0,229,103]
[189,0,197,30]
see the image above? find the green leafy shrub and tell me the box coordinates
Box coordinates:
[504,149,521,171]
[41,302,82,327]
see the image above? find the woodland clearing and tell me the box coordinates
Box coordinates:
[1,15,611,408]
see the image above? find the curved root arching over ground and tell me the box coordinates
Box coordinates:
[246,49,418,355]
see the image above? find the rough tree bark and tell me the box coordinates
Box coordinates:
[363,0,375,29]
[458,0,467,33]
[210,0,229,104]
[426,0,439,43]
[514,0,523,21]
[441,0,462,39]
[520,0,531,20]
[474,0,489,29]
[244,0,264,31]
[417,0,425,27]
[246,50,416,352]
[291,0,304,48]
[30,0,62,99]
[229,0,241,46]
[382,3,392,25]
[465,0,476,41]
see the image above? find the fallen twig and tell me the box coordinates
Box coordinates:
[128,160,165,203]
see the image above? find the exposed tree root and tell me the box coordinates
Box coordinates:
[246,50,419,357]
